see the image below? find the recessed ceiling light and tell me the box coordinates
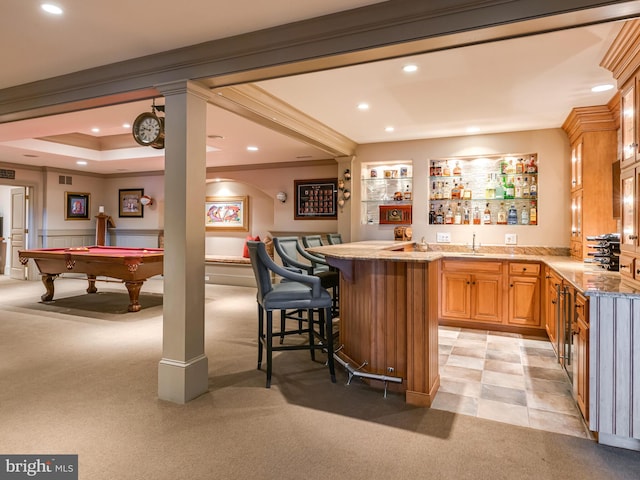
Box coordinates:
[385,126,395,132]
[122,123,131,129]
[91,128,100,133]
[41,4,63,15]
[247,146,259,151]
[403,64,418,73]
[466,126,480,134]
[76,160,87,166]
[357,103,369,111]
[591,84,614,93]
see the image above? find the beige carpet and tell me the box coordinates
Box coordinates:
[0,276,639,479]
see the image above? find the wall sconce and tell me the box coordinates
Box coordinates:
[276,191,287,203]
[337,169,351,212]
[140,195,153,206]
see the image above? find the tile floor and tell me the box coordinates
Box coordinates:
[432,325,593,439]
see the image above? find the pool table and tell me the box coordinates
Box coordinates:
[18,246,164,312]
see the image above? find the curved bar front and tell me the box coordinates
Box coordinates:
[314,241,440,406]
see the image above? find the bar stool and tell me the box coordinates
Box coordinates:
[247,241,336,388]
[273,236,340,319]
[327,233,343,245]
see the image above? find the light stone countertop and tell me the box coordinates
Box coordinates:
[308,241,637,296]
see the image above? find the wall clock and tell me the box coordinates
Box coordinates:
[132,110,165,149]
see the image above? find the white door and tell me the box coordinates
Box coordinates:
[10,187,27,280]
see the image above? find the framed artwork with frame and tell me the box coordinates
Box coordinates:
[119,188,144,218]
[294,178,338,220]
[64,192,90,220]
[205,196,249,231]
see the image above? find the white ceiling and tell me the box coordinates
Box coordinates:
[0,2,631,175]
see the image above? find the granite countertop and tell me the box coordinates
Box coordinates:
[309,241,638,296]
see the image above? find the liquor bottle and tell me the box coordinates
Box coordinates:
[473,205,482,225]
[485,174,496,199]
[463,202,470,225]
[521,205,530,225]
[522,177,530,197]
[429,204,436,224]
[454,203,462,224]
[483,203,492,224]
[515,177,523,198]
[445,205,454,224]
[451,182,461,199]
[526,155,538,173]
[505,159,516,175]
[507,203,518,225]
[529,176,537,197]
[443,161,451,177]
[431,181,438,200]
[403,185,412,201]
[430,161,437,177]
[505,177,515,199]
[436,204,444,224]
[463,182,472,200]
[516,158,524,174]
[495,177,505,199]
[497,202,507,225]
[443,182,451,199]
[530,201,537,225]
[453,161,462,176]
[458,180,465,199]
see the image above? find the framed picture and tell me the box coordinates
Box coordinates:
[294,178,338,220]
[205,196,249,231]
[119,188,144,218]
[64,192,90,220]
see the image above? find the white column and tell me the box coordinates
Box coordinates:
[157,81,209,403]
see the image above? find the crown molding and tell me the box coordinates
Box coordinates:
[562,104,617,144]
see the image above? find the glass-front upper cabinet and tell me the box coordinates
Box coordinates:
[621,84,637,169]
[571,141,582,191]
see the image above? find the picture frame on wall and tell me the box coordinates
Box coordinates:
[294,178,338,220]
[64,192,90,220]
[119,188,144,218]
[205,196,249,231]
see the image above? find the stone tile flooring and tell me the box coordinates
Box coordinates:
[432,326,593,439]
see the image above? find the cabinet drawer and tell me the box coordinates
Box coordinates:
[619,254,635,281]
[508,262,540,276]
[442,259,503,273]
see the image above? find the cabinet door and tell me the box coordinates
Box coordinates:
[620,167,638,253]
[571,140,583,191]
[471,274,503,323]
[440,271,471,319]
[575,316,589,422]
[545,270,561,348]
[508,275,541,327]
[621,83,638,169]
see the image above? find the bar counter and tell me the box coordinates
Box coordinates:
[310,240,640,450]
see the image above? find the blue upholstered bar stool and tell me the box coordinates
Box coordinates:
[327,233,343,245]
[273,236,340,320]
[247,241,336,388]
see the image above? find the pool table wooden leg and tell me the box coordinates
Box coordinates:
[124,281,144,312]
[40,274,57,302]
[86,274,98,294]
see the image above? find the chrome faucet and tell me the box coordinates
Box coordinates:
[469,232,480,254]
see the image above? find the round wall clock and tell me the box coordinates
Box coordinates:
[132,111,165,148]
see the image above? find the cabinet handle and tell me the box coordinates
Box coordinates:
[545,275,551,279]
[510,283,514,287]
[522,267,527,272]
[466,281,470,285]
[630,235,638,240]
[551,299,556,305]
